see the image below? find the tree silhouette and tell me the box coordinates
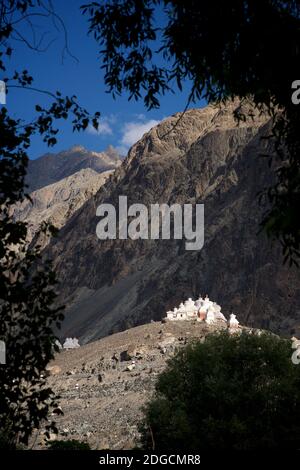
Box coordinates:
[0,0,99,447]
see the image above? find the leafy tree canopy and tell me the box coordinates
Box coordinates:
[141,332,300,450]
[47,439,91,450]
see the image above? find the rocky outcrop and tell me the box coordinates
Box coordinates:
[14,168,113,244]
[41,320,264,449]
[46,100,300,342]
[26,145,121,192]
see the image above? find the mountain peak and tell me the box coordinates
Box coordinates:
[26,145,121,192]
[67,145,87,153]
[46,100,300,343]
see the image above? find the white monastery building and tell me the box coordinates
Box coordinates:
[164,295,239,329]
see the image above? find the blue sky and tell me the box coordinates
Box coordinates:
[3,0,206,159]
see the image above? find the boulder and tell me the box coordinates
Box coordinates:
[120,346,137,362]
[45,365,61,376]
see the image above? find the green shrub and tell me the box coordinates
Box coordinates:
[141,331,300,450]
[47,439,91,450]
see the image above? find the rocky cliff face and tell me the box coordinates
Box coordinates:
[14,168,113,244]
[46,100,300,343]
[26,145,121,192]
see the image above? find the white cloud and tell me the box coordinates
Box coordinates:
[87,114,118,136]
[121,119,160,147]
[87,119,113,136]
[134,113,146,121]
[85,114,162,155]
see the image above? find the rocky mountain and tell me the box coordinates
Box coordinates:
[45,100,300,343]
[14,168,114,244]
[26,145,121,192]
[41,319,263,449]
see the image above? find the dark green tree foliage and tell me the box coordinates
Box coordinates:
[47,439,91,450]
[0,1,99,446]
[142,332,300,450]
[82,0,300,264]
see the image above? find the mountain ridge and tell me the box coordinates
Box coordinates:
[26,144,121,192]
[43,100,300,343]
[14,168,114,244]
